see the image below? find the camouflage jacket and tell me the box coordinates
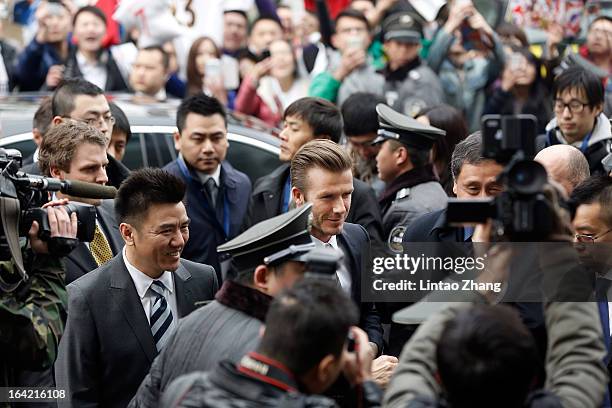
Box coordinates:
[0,248,67,372]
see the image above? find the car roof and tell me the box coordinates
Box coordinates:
[0,93,281,143]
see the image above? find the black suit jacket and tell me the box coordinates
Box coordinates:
[402,208,465,243]
[338,223,383,353]
[246,164,383,241]
[55,253,218,408]
[65,199,123,284]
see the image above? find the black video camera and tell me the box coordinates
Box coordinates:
[0,148,115,263]
[304,247,343,280]
[446,115,555,240]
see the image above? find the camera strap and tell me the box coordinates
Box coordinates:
[237,352,298,393]
[0,196,28,292]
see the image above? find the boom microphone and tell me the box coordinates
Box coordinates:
[62,180,117,199]
[13,173,117,199]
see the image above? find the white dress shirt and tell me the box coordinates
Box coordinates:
[76,51,107,90]
[122,247,179,325]
[196,163,221,187]
[311,235,352,294]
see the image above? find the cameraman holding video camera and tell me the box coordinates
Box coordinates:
[0,198,77,393]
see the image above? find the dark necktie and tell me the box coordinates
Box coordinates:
[205,178,218,208]
[149,280,174,352]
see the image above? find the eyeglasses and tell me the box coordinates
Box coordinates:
[575,227,612,243]
[553,99,589,114]
[64,115,115,128]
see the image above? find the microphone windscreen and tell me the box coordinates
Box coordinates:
[63,180,117,199]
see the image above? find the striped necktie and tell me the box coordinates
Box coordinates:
[149,280,174,352]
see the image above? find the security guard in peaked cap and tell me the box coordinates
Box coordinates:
[373,104,448,251]
[373,103,446,150]
[218,203,316,277]
[379,12,445,118]
[382,11,424,44]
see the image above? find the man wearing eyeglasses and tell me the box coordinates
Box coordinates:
[543,65,612,175]
[570,174,612,402]
[50,77,130,188]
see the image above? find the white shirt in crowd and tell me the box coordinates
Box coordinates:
[311,234,352,295]
[76,51,107,90]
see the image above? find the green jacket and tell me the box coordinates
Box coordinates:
[308,41,386,104]
[0,249,67,372]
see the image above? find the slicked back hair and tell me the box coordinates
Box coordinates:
[291,139,352,193]
[115,168,186,227]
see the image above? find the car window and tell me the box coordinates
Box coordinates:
[6,140,36,163]
[143,132,176,168]
[122,133,143,170]
[226,140,280,184]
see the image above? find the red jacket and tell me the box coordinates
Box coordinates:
[234,75,283,127]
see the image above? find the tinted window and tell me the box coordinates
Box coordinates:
[142,132,175,168]
[5,140,36,161]
[122,133,143,170]
[226,141,280,184]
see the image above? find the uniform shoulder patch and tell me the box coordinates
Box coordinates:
[388,225,406,253]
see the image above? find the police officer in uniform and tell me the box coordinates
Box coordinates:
[373,104,448,250]
[380,12,445,117]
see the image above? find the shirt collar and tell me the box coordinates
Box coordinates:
[196,163,221,187]
[311,234,338,249]
[76,51,102,68]
[135,88,167,101]
[122,247,174,299]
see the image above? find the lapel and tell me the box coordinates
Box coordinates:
[173,261,197,317]
[69,242,98,274]
[177,158,227,236]
[109,254,157,363]
[337,226,362,301]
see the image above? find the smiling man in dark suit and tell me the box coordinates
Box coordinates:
[38,120,124,284]
[55,168,218,408]
[290,139,398,389]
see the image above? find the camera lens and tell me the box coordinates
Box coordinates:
[507,160,547,195]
